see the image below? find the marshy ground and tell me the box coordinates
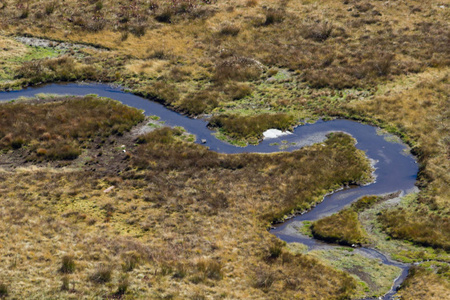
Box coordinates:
[0,0,449,298]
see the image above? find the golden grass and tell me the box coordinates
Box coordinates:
[0,36,28,60]
[344,70,450,250]
[0,127,373,298]
[398,264,450,300]
[311,209,368,246]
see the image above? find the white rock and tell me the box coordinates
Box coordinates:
[103,186,115,193]
[262,129,293,139]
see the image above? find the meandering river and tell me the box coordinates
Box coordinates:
[0,83,419,299]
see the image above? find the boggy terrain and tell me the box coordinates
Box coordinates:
[0,0,449,298]
[0,96,375,298]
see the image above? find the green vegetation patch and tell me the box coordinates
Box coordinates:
[310,248,402,299]
[8,45,62,63]
[0,95,144,160]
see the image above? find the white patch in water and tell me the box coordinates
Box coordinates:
[263,129,293,139]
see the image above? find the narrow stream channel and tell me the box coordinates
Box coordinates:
[0,83,419,299]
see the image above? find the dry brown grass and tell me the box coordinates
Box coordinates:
[0,125,372,298]
[1,0,447,89]
[398,264,450,300]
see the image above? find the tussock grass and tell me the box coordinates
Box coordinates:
[0,283,8,298]
[90,265,113,284]
[60,255,75,274]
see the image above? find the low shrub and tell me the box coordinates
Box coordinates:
[60,255,75,274]
[226,83,252,100]
[45,1,56,15]
[0,283,7,298]
[301,21,334,42]
[219,23,240,36]
[263,8,284,26]
[90,265,113,284]
[155,9,172,23]
[214,56,263,82]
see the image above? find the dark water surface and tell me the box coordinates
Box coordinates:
[0,83,419,299]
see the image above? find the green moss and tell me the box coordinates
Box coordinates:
[8,45,62,63]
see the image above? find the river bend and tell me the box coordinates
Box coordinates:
[0,83,419,299]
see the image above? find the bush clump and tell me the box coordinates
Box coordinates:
[263,8,284,26]
[90,265,113,284]
[219,22,241,36]
[225,83,252,100]
[0,283,8,298]
[214,56,263,82]
[60,255,76,274]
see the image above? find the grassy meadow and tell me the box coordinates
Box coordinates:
[0,0,449,298]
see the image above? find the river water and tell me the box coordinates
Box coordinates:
[0,83,419,299]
